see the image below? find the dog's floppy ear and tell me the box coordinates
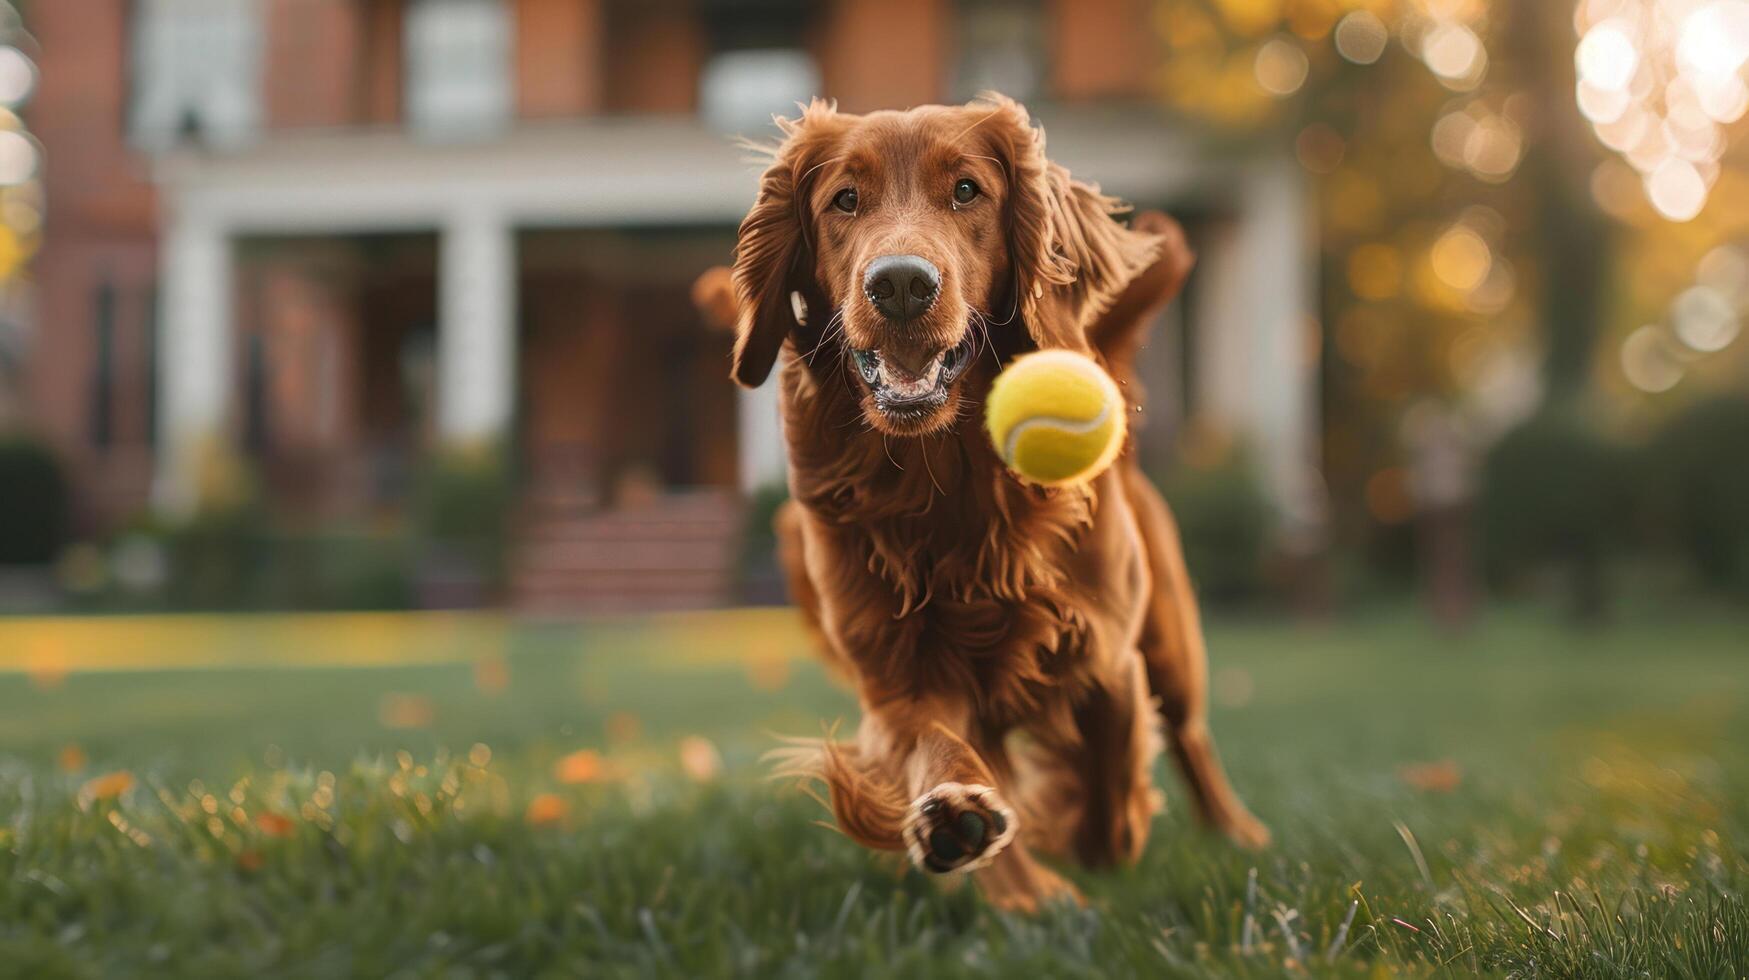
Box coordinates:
[977,94,1162,352]
[730,100,844,388]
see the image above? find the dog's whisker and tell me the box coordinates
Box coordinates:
[803,308,848,366]
[920,438,945,498]
[971,309,1004,373]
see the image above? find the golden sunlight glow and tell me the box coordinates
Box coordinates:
[1213,0,1287,38]
[1348,243,1404,300]
[1575,0,1749,221]
[1676,2,1749,81]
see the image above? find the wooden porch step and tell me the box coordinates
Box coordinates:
[509,489,744,614]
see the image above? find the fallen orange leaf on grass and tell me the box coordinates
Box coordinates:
[554,749,605,784]
[78,770,135,807]
[472,655,510,695]
[58,744,87,773]
[1398,759,1463,793]
[525,793,568,826]
[606,711,642,744]
[255,812,295,837]
[378,692,436,730]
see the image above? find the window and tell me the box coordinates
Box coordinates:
[404,0,512,139]
[699,50,820,133]
[696,0,819,133]
[953,0,1046,102]
[129,0,262,150]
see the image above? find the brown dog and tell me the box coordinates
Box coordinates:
[728,94,1267,911]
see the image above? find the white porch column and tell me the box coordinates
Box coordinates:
[154,214,234,514]
[437,210,516,444]
[1195,160,1324,541]
[738,383,787,493]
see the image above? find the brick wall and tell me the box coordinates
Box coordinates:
[1050,0,1157,102]
[815,0,949,112]
[25,0,160,525]
[264,0,367,128]
[514,0,604,117]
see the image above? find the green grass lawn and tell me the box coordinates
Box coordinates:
[1,608,1746,977]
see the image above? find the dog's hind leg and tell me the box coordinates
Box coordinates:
[1123,466,1271,850]
[972,840,1083,912]
[1054,653,1163,868]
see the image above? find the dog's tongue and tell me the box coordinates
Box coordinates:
[877,349,942,397]
[883,348,938,377]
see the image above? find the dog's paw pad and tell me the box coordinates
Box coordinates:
[904,782,1016,874]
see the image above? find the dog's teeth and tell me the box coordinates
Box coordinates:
[877,355,933,392]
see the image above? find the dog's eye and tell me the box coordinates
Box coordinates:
[952,179,980,205]
[832,188,858,213]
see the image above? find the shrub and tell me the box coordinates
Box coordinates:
[737,481,791,605]
[413,444,513,603]
[1647,395,1749,595]
[1478,407,1629,617]
[0,436,71,565]
[1153,452,1272,605]
[164,492,269,610]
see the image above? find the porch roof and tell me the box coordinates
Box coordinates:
[152,108,1225,236]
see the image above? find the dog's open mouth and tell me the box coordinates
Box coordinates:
[849,336,975,419]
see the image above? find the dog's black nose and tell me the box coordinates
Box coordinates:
[864,254,940,322]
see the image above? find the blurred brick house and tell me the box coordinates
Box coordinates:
[27,0,1319,610]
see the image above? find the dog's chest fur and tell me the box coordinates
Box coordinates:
[780,358,1116,718]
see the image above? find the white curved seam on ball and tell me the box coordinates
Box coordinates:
[1002,400,1114,466]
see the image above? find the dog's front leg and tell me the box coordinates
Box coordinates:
[899,727,1018,875]
[849,705,1016,875]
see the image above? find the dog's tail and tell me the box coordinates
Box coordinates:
[765,732,908,852]
[1088,211,1195,394]
[692,265,741,332]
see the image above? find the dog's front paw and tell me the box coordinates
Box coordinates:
[903,782,1017,874]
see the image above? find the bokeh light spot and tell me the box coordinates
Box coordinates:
[1620,325,1685,392]
[1644,157,1708,220]
[1334,11,1389,64]
[1254,37,1310,96]
[1578,20,1641,92]
[1430,226,1492,292]
[1672,285,1740,352]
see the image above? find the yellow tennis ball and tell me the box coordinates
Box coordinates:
[984,350,1127,486]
